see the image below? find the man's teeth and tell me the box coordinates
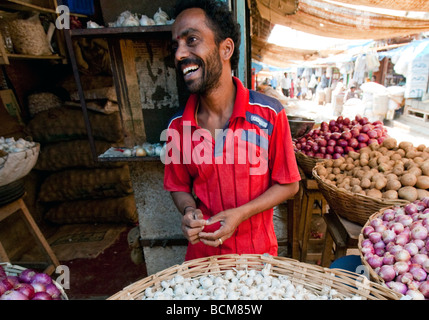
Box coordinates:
[183,65,199,75]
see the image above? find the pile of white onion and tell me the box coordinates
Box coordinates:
[361,197,429,299]
[293,115,388,159]
[142,264,364,300]
[0,137,36,154]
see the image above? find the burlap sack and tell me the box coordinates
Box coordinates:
[44,195,138,224]
[38,166,133,202]
[25,107,123,143]
[34,140,121,171]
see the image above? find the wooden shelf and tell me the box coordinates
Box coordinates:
[98,155,162,162]
[70,25,172,38]
[8,53,63,59]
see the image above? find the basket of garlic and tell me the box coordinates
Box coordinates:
[108,254,402,300]
[0,137,40,187]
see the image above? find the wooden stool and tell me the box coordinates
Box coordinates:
[0,197,60,275]
[298,177,328,262]
[321,209,361,267]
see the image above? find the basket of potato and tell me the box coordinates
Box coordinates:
[312,137,428,225]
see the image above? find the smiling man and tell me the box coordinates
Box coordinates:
[163,0,301,261]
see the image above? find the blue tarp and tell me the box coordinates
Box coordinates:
[251,60,292,73]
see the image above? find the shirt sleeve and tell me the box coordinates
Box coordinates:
[268,109,301,185]
[163,123,193,193]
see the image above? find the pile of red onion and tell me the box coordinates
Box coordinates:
[361,197,429,299]
[0,265,63,300]
[293,115,389,159]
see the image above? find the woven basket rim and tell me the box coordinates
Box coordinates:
[108,254,401,300]
[1,262,68,300]
[312,161,409,225]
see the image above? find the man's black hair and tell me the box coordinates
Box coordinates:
[174,0,241,71]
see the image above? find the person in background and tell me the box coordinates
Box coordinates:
[164,0,301,261]
[344,83,359,103]
[320,71,329,89]
[280,72,291,97]
[299,76,308,100]
[308,74,318,98]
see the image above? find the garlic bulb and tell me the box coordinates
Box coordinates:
[0,137,36,154]
[153,7,169,25]
[139,15,155,26]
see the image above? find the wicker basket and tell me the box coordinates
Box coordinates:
[312,162,408,226]
[108,254,401,300]
[295,151,323,177]
[0,143,40,187]
[1,262,68,300]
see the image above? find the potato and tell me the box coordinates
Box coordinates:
[381,137,398,150]
[361,178,371,189]
[386,179,402,191]
[374,177,387,190]
[366,189,382,199]
[417,144,426,152]
[400,173,417,186]
[383,190,398,200]
[348,151,360,160]
[421,161,429,176]
[316,166,327,177]
[398,186,418,202]
[408,167,422,177]
[351,185,362,194]
[417,189,429,199]
[416,175,429,189]
[392,165,404,176]
[399,141,414,151]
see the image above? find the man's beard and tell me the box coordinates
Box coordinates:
[179,47,223,94]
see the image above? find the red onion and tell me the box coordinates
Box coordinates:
[45,284,61,300]
[367,255,383,269]
[395,249,411,262]
[348,138,359,149]
[0,290,28,300]
[379,265,396,282]
[32,292,52,300]
[390,222,404,235]
[330,132,341,140]
[31,273,53,286]
[398,215,413,227]
[14,283,35,299]
[405,203,418,215]
[357,133,369,143]
[395,233,410,246]
[411,225,428,240]
[383,253,395,265]
[386,281,407,295]
[389,244,403,255]
[371,218,384,228]
[419,281,429,298]
[412,239,425,250]
[363,226,375,237]
[397,272,413,284]
[361,245,375,255]
[18,269,36,284]
[31,282,46,293]
[405,289,425,300]
[422,259,429,273]
[422,197,429,208]
[382,229,396,243]
[394,261,410,275]
[411,253,428,265]
[341,131,352,140]
[410,266,427,281]
[382,209,396,222]
[404,242,419,256]
[369,232,382,244]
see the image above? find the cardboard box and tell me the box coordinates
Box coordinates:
[0,89,23,125]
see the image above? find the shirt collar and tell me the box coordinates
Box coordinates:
[181,76,248,127]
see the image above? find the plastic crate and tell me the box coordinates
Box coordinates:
[63,0,94,15]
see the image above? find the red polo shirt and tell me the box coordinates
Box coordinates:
[164,77,301,260]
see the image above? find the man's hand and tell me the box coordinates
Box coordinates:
[198,208,243,247]
[181,208,206,245]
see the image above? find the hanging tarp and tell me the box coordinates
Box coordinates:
[332,0,429,12]
[254,0,429,40]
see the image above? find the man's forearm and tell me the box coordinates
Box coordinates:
[233,181,299,224]
[171,191,197,216]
